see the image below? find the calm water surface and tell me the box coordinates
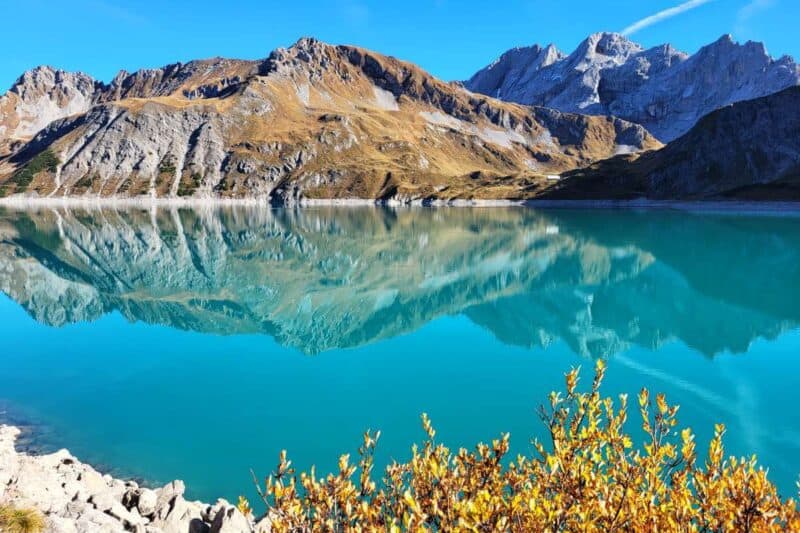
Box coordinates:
[0,206,798,501]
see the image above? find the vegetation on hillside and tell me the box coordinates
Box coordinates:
[8,150,60,193]
[178,172,203,197]
[0,506,45,533]
[247,361,800,532]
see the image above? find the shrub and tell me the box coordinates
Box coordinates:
[73,174,96,193]
[249,361,800,532]
[177,172,203,197]
[0,506,45,533]
[158,159,177,176]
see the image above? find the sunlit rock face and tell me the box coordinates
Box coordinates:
[1,207,798,357]
[467,33,800,142]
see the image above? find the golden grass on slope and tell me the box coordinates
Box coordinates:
[247,361,800,532]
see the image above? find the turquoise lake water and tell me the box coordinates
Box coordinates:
[0,206,798,502]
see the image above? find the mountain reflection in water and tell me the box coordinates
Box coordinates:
[0,206,798,357]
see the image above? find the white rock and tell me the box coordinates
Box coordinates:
[137,487,158,517]
[210,504,252,533]
[0,424,218,533]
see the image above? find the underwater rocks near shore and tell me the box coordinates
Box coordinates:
[0,425,268,532]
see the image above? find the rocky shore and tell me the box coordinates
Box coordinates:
[0,425,269,532]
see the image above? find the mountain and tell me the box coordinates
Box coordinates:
[0,38,657,203]
[466,33,800,141]
[546,87,800,200]
[0,206,796,357]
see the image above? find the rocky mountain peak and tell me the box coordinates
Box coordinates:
[569,32,644,73]
[261,37,343,78]
[8,65,98,99]
[465,43,565,98]
[578,32,642,60]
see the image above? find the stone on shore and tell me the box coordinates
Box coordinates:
[0,425,263,532]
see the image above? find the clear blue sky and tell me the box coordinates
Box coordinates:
[3,0,796,90]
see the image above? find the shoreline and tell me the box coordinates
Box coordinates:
[0,424,268,532]
[1,195,800,213]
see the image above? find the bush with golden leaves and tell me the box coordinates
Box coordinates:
[247,360,800,531]
[0,506,45,533]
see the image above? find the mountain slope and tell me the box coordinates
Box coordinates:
[466,33,800,141]
[0,38,657,203]
[545,86,800,200]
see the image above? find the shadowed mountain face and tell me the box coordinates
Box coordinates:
[0,207,797,356]
[546,87,800,200]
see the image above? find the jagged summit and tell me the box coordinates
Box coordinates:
[466,33,800,141]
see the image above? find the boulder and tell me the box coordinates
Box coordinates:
[137,488,158,517]
[210,504,252,533]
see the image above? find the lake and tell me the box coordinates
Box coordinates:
[0,205,798,503]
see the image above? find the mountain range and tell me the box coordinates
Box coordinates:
[466,32,800,142]
[0,38,655,202]
[0,34,798,203]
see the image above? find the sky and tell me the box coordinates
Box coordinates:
[1,0,795,91]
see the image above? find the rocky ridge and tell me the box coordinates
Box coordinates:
[0,425,267,532]
[466,33,800,141]
[0,38,657,203]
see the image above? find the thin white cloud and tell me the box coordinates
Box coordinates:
[621,0,715,37]
[738,0,776,22]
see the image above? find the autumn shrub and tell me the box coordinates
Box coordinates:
[248,360,800,532]
[0,505,45,533]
